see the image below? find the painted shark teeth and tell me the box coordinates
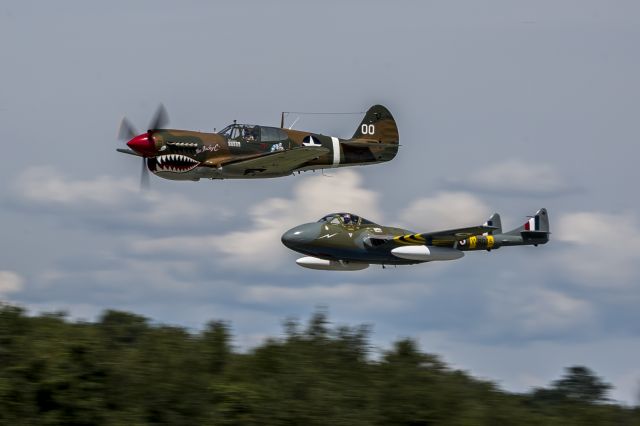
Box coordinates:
[153,154,199,173]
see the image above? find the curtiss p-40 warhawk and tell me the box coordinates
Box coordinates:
[282,209,550,271]
[117,104,398,184]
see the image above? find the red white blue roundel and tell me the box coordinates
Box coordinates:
[303,135,322,147]
[524,216,539,231]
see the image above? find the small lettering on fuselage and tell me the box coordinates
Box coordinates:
[228,141,241,148]
[196,144,220,154]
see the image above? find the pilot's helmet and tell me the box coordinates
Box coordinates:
[342,213,352,224]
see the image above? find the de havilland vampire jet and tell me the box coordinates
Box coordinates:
[281,209,550,270]
[117,104,398,185]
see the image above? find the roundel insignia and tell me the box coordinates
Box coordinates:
[455,232,472,237]
[303,135,322,147]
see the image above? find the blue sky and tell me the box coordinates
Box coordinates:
[1,0,639,403]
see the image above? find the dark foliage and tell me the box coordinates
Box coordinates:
[0,304,638,425]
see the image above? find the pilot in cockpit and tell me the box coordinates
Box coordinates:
[244,126,258,142]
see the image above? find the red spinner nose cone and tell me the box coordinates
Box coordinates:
[127,133,157,156]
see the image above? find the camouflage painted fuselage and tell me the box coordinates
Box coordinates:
[132,105,399,180]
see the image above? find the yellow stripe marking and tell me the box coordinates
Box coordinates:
[487,235,494,249]
[394,235,418,245]
[394,234,427,245]
[469,236,477,249]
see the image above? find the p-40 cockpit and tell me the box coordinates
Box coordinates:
[317,213,377,227]
[218,124,288,143]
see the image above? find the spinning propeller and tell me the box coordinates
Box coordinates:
[117,104,169,191]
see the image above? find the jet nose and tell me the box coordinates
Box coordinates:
[281,223,321,249]
[127,132,157,157]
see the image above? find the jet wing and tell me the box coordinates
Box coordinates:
[390,225,499,246]
[218,146,329,176]
[419,225,499,241]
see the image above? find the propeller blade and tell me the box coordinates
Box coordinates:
[118,117,138,141]
[148,104,169,130]
[140,158,150,191]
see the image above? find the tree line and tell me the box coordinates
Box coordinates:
[0,304,638,425]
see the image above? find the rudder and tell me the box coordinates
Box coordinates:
[484,213,502,234]
[352,105,399,144]
[506,208,550,235]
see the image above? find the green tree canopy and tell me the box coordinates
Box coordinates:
[0,304,637,425]
[552,366,612,403]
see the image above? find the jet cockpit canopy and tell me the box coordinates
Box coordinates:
[317,213,377,227]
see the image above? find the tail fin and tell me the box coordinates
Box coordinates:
[484,213,502,234]
[352,105,399,144]
[506,208,550,235]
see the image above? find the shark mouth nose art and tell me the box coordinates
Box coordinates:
[150,155,200,173]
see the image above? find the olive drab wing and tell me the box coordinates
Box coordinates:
[281,209,550,271]
[117,104,399,182]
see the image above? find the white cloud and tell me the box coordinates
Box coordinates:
[17,166,135,205]
[486,285,595,337]
[132,169,381,270]
[554,211,640,286]
[399,191,491,231]
[0,271,24,298]
[444,159,572,196]
[13,166,229,227]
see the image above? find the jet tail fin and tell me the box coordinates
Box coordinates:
[505,208,550,243]
[484,213,502,234]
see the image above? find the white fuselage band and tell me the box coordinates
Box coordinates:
[331,137,340,167]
